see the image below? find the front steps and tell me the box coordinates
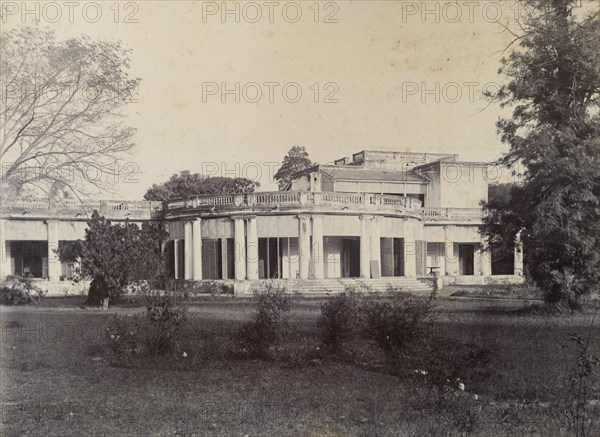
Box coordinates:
[237,277,434,296]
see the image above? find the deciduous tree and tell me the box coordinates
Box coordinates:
[0,27,140,199]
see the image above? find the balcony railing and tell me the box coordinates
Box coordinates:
[321,192,364,205]
[165,191,425,212]
[1,195,484,221]
[1,198,163,218]
[421,207,484,220]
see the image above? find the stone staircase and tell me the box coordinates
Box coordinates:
[243,277,434,296]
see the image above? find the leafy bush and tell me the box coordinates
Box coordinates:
[317,290,362,351]
[105,314,143,367]
[59,211,167,307]
[238,283,293,358]
[0,276,46,305]
[106,291,188,364]
[144,293,188,356]
[362,291,436,357]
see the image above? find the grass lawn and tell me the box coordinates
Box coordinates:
[1,295,599,436]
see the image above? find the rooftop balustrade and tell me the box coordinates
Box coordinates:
[354,150,458,164]
[164,191,484,221]
[165,191,423,212]
[1,194,484,221]
[1,198,163,219]
[421,207,485,220]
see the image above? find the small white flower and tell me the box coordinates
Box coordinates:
[473,395,478,400]
[182,352,188,358]
[458,382,465,391]
[110,334,114,339]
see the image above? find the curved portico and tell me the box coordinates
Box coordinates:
[163,192,425,282]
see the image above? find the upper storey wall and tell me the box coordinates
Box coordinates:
[417,162,491,208]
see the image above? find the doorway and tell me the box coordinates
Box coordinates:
[459,244,475,275]
[341,238,360,278]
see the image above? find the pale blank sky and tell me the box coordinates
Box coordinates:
[3,1,528,199]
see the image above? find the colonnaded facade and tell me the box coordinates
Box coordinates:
[0,150,524,295]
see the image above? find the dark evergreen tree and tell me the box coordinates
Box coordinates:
[481,0,600,306]
[273,146,313,189]
[143,171,259,201]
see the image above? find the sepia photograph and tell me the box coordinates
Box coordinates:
[0,0,599,435]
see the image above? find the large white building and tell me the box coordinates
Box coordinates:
[0,150,524,295]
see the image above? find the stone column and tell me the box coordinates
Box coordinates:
[403,220,417,278]
[233,217,246,280]
[173,240,180,279]
[444,225,458,276]
[298,215,311,279]
[184,221,193,280]
[246,216,259,280]
[192,218,202,280]
[480,238,492,277]
[514,231,524,276]
[0,219,9,279]
[311,215,324,279]
[359,215,372,278]
[370,216,381,276]
[47,220,61,281]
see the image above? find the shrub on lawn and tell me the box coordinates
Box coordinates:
[317,290,362,352]
[0,276,46,305]
[362,290,437,357]
[144,293,188,356]
[106,292,188,364]
[105,314,143,366]
[238,283,293,358]
[356,290,495,391]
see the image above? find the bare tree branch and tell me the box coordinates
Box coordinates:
[0,27,140,200]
